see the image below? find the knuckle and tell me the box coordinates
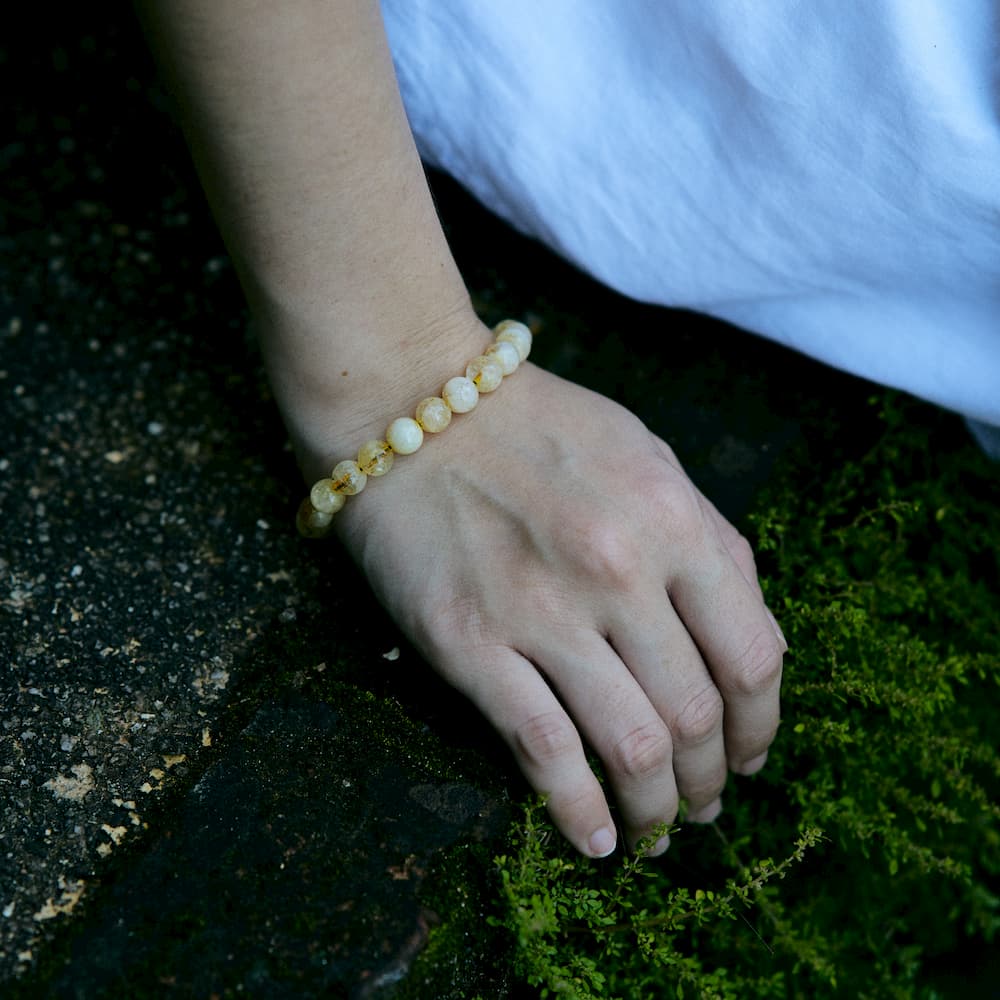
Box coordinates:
[649,479,707,545]
[705,770,728,802]
[729,532,757,572]
[684,771,728,810]
[611,722,673,781]
[420,592,485,649]
[672,685,725,747]
[731,629,784,696]
[513,711,580,768]
[518,577,578,630]
[549,785,605,830]
[571,517,642,588]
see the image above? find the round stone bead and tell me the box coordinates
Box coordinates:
[330,459,367,495]
[309,478,348,515]
[296,497,334,538]
[493,319,532,361]
[415,396,452,433]
[485,339,521,375]
[386,416,424,455]
[357,439,394,477]
[466,355,504,392]
[442,375,479,414]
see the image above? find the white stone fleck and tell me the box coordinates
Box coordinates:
[43,763,94,802]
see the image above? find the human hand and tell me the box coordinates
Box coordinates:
[135,0,781,856]
[330,358,786,858]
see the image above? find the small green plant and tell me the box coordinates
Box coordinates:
[490,392,1000,998]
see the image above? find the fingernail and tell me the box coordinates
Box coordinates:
[644,834,671,858]
[686,797,723,824]
[765,606,787,650]
[588,826,617,858]
[734,751,768,775]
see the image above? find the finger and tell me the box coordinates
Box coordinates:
[443,645,619,858]
[698,494,764,599]
[700,494,788,648]
[668,542,784,772]
[650,431,775,623]
[685,796,723,823]
[528,633,680,853]
[648,431,683,471]
[607,599,728,820]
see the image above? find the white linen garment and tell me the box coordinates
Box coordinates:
[381,1,1000,428]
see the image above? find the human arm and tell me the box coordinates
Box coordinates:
[133,0,785,857]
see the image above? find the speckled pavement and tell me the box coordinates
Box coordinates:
[1,10,970,999]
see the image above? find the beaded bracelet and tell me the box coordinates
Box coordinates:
[296,319,533,538]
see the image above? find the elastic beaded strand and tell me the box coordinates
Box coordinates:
[297,319,532,537]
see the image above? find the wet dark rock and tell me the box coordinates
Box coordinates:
[10,690,510,999]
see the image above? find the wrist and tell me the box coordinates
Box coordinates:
[257,300,493,482]
[292,316,534,538]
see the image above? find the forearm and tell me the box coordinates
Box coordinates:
[134,0,482,460]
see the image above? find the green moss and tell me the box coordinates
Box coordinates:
[488,391,1000,998]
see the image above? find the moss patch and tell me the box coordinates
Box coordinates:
[488,390,1000,998]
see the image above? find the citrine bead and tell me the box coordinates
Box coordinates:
[358,439,394,477]
[296,497,334,537]
[493,319,532,361]
[386,416,423,455]
[330,459,367,495]
[442,375,479,413]
[466,355,504,392]
[310,478,348,514]
[415,396,452,432]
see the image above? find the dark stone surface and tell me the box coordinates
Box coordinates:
[2,12,518,993]
[10,690,510,999]
[3,8,982,999]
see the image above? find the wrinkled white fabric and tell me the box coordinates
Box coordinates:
[381,1,1000,425]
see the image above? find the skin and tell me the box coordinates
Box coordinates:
[134,0,785,858]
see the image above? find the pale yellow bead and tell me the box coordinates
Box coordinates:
[415,396,452,433]
[357,439,394,477]
[385,416,423,455]
[493,319,532,361]
[442,375,479,413]
[330,459,367,495]
[466,355,504,392]
[485,339,521,375]
[296,497,334,538]
[309,478,348,514]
